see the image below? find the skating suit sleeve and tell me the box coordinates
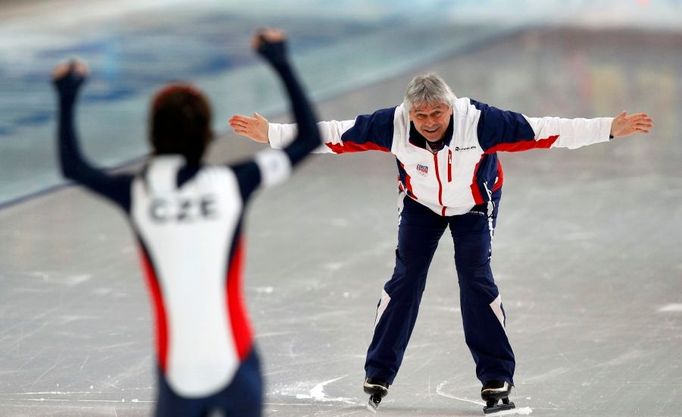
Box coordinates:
[54,74,133,211]
[267,107,395,155]
[470,99,614,153]
[231,37,321,201]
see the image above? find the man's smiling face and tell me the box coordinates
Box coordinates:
[409,101,453,142]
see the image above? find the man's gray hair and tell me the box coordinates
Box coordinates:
[403,73,456,111]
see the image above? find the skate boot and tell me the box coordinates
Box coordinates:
[363,377,389,411]
[481,380,515,414]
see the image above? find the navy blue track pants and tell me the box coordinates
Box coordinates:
[365,195,515,386]
[155,348,262,417]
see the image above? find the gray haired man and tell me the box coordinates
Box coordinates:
[229,73,652,413]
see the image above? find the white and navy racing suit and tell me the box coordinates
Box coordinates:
[266,98,613,386]
[54,39,321,417]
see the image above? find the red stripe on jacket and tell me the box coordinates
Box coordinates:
[325,141,389,154]
[139,246,169,371]
[484,135,559,154]
[399,163,417,200]
[470,158,505,203]
[227,237,252,360]
[470,159,485,205]
[493,159,504,192]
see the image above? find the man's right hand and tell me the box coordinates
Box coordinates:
[228,112,270,143]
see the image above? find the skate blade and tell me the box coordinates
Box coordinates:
[483,401,515,414]
[366,401,378,413]
[366,395,381,413]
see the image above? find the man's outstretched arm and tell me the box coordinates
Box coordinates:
[521,110,654,150]
[472,99,654,152]
[229,108,395,155]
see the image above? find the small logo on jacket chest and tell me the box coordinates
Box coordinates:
[416,164,429,176]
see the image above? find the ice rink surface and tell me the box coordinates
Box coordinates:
[1,1,681,416]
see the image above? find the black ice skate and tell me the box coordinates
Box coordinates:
[363,377,389,411]
[481,380,515,414]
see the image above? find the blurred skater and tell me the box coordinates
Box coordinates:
[53,28,320,417]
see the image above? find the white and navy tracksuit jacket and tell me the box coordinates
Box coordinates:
[54,39,320,417]
[267,97,613,386]
[268,97,613,215]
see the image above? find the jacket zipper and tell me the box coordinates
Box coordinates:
[433,152,445,215]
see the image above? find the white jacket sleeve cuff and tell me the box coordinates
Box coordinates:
[268,123,298,150]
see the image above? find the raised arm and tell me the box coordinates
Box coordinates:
[52,61,132,210]
[252,29,321,167]
[228,29,321,199]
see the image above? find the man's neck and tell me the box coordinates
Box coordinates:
[425,139,445,153]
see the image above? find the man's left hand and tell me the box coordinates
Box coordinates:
[610,111,654,138]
